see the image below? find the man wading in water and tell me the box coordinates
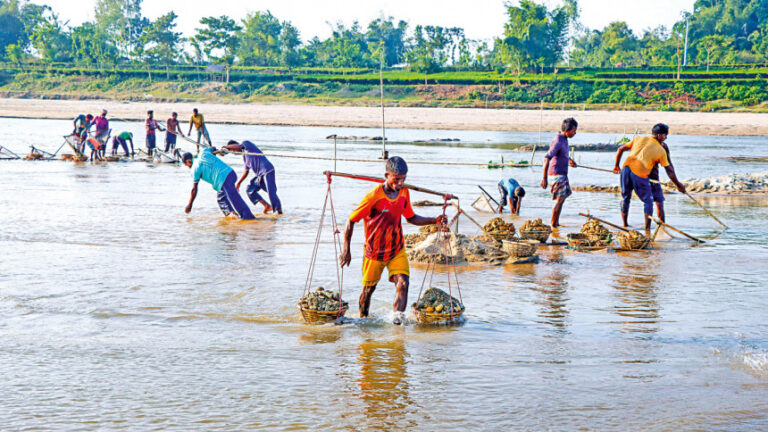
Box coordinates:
[541,118,578,227]
[340,157,447,325]
[613,123,686,230]
[182,149,255,220]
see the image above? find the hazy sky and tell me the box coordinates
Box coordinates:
[46,0,697,40]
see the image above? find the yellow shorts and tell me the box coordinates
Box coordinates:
[362,249,410,286]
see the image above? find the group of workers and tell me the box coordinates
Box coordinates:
[71,108,213,161]
[71,111,687,325]
[495,118,686,232]
[342,118,685,324]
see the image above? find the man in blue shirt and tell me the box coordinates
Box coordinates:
[182,149,255,220]
[222,140,283,214]
[497,177,525,214]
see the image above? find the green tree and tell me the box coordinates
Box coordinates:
[696,34,735,69]
[499,0,577,69]
[406,25,450,75]
[29,9,71,62]
[192,15,242,65]
[70,22,117,65]
[94,0,147,61]
[237,11,283,66]
[366,17,408,66]
[5,42,21,64]
[279,22,301,69]
[0,0,25,60]
[138,11,182,64]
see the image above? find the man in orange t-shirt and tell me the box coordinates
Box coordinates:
[613,123,686,230]
[340,157,447,325]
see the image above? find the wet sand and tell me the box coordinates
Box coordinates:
[1,97,767,136]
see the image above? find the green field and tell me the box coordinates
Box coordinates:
[1,62,767,112]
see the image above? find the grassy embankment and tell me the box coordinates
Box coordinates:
[1,63,767,112]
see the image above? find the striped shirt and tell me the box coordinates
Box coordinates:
[350,185,415,261]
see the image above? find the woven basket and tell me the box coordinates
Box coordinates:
[105,155,121,162]
[412,305,464,324]
[61,154,74,161]
[519,228,552,243]
[485,231,516,243]
[501,239,539,257]
[297,303,349,324]
[617,234,650,250]
[586,233,613,246]
[567,233,593,249]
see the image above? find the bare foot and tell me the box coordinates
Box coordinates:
[263,204,273,214]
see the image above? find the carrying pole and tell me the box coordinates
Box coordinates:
[323,171,456,200]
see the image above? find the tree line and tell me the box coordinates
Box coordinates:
[1,0,766,73]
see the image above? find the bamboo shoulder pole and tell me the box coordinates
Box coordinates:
[323,171,456,200]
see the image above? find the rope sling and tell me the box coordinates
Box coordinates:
[300,172,346,322]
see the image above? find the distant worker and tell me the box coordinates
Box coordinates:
[498,177,525,214]
[182,148,255,220]
[613,123,686,230]
[112,131,134,157]
[541,117,578,227]
[72,113,93,153]
[145,110,164,157]
[187,108,211,151]
[339,157,448,325]
[164,112,183,152]
[222,140,282,214]
[92,109,110,158]
[86,137,104,162]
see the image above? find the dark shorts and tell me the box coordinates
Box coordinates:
[649,176,664,202]
[165,134,177,145]
[621,166,653,215]
[146,134,156,148]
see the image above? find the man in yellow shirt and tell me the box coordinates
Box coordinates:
[613,124,686,230]
[187,108,212,150]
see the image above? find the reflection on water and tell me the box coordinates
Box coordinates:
[531,267,570,332]
[356,335,415,430]
[612,257,661,335]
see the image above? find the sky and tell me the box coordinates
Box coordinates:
[46,0,697,41]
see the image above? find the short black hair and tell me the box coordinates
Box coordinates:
[147,110,153,114]
[182,152,194,163]
[193,108,198,113]
[385,156,408,175]
[562,117,578,132]
[652,123,669,135]
[227,140,239,145]
[86,114,93,119]
[515,187,526,198]
[172,112,177,116]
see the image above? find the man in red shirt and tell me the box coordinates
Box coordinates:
[340,157,447,325]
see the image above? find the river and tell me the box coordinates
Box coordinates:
[1,117,766,430]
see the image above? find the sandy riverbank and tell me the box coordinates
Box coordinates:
[1,97,767,136]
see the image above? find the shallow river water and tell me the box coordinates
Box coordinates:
[1,117,767,430]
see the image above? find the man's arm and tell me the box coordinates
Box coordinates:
[664,166,686,193]
[406,214,447,227]
[187,121,193,135]
[185,183,198,213]
[339,220,355,268]
[514,197,522,214]
[613,145,630,173]
[541,158,551,189]
[662,143,672,169]
[235,168,250,190]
